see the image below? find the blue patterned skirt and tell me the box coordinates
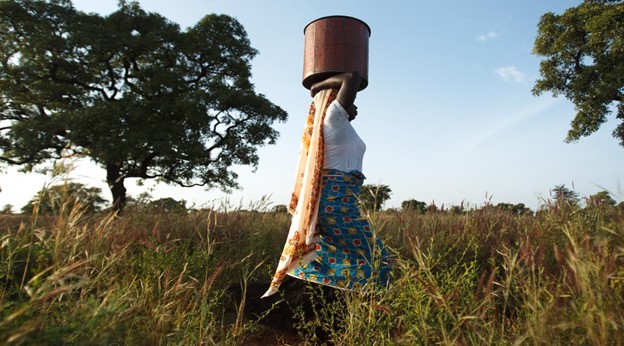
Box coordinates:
[292,169,393,291]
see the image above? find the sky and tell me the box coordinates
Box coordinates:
[1,0,623,212]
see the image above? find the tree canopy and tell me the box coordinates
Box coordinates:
[494,202,533,215]
[586,190,617,208]
[146,197,187,213]
[359,184,392,212]
[21,182,107,214]
[0,0,287,211]
[401,199,427,213]
[1,204,14,214]
[532,0,624,146]
[551,184,580,208]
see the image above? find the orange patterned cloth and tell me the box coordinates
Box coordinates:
[262,89,337,298]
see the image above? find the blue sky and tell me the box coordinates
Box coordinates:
[1,0,623,212]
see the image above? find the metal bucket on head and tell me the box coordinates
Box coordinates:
[302,16,370,91]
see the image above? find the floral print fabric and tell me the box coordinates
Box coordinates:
[291,169,393,290]
[262,89,337,297]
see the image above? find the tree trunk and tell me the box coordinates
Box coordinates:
[106,162,126,213]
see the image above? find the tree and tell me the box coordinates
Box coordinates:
[271,204,288,213]
[532,0,624,146]
[147,197,187,213]
[586,190,617,208]
[358,184,392,212]
[1,204,13,214]
[495,202,533,215]
[21,182,107,214]
[0,1,287,212]
[401,199,427,214]
[551,184,580,208]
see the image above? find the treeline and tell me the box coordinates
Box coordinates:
[2,181,621,217]
[0,182,187,215]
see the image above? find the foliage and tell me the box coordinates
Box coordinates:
[495,202,533,215]
[145,197,187,213]
[358,184,392,212]
[1,204,13,214]
[532,0,624,146]
[551,184,580,208]
[21,182,107,214]
[401,199,427,213]
[271,204,288,213]
[586,190,617,208]
[0,0,288,211]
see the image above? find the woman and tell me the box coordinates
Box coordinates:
[264,71,393,297]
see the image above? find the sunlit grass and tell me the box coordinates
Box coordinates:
[1,185,623,345]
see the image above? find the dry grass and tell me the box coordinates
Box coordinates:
[1,192,623,345]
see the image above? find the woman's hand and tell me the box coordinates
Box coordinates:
[308,72,362,112]
[310,82,323,97]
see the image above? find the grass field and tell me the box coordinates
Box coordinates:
[1,193,623,345]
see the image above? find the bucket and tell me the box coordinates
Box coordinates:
[302,16,370,91]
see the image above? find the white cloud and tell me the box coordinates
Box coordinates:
[495,66,526,82]
[477,31,498,42]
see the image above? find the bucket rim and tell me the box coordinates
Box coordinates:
[303,15,371,36]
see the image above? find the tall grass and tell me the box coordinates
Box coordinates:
[1,185,623,345]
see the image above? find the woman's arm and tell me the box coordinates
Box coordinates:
[310,71,362,111]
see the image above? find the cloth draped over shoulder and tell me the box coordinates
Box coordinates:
[262,89,337,298]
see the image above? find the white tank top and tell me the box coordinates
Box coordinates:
[322,100,366,172]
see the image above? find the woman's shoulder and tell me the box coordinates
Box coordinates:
[325,100,349,125]
[330,99,348,112]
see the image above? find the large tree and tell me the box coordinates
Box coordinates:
[0,0,287,211]
[532,0,624,146]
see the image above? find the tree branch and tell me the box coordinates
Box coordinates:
[138,152,158,177]
[48,62,111,100]
[573,51,583,73]
[104,56,119,100]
